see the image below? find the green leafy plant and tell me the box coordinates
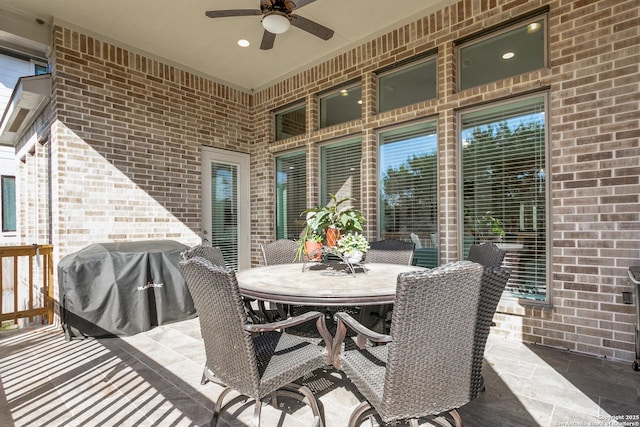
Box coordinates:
[472,212,505,240]
[307,232,324,243]
[336,232,370,254]
[295,194,367,261]
[303,194,366,234]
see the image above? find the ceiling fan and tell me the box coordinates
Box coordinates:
[205,0,334,50]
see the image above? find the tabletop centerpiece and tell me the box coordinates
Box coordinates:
[295,194,367,264]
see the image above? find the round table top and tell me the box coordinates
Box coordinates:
[236,262,426,306]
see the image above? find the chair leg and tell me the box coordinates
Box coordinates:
[252,399,263,427]
[279,383,324,427]
[210,387,234,427]
[348,401,374,427]
[201,367,208,385]
[449,409,464,427]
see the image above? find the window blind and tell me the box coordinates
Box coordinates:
[461,95,547,301]
[276,151,307,239]
[379,121,438,266]
[209,163,238,270]
[320,139,362,208]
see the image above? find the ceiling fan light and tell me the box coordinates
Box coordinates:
[262,12,290,34]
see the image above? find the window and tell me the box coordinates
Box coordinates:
[275,151,307,239]
[34,63,48,75]
[320,138,362,207]
[458,16,546,91]
[460,94,547,301]
[378,56,437,113]
[319,83,362,128]
[275,102,305,141]
[379,121,438,267]
[2,176,16,232]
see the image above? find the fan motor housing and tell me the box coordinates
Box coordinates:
[261,0,294,15]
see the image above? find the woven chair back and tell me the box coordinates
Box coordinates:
[261,239,300,265]
[180,257,261,396]
[181,245,226,266]
[382,260,484,418]
[366,239,415,265]
[467,242,505,268]
[470,266,511,397]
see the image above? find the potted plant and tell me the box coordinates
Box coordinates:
[303,194,366,247]
[304,230,324,261]
[295,223,324,262]
[471,212,505,242]
[336,232,370,264]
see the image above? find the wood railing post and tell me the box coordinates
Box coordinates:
[0,244,55,327]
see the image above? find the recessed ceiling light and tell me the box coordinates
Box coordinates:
[527,22,542,33]
[340,89,349,96]
[502,52,515,60]
[357,100,362,105]
[237,39,250,47]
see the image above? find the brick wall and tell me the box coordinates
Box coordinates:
[49,26,253,258]
[250,0,639,361]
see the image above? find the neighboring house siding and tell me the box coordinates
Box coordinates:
[0,54,38,320]
[14,0,639,363]
[0,53,33,244]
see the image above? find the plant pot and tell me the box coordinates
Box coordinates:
[344,250,363,264]
[304,241,323,261]
[325,228,342,247]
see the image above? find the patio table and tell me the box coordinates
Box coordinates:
[236,262,426,306]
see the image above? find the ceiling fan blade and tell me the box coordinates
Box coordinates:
[292,0,316,9]
[205,9,262,18]
[260,30,276,50]
[290,15,334,40]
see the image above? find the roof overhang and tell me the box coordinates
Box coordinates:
[0,73,51,146]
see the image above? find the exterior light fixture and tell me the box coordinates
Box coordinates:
[237,39,250,47]
[527,22,542,33]
[502,52,515,60]
[262,12,290,34]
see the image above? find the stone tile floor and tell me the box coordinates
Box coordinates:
[0,318,638,427]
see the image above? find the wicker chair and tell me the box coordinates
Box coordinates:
[332,260,485,427]
[260,239,301,265]
[467,242,505,268]
[364,239,415,332]
[182,244,274,323]
[365,239,415,265]
[466,242,508,391]
[471,265,511,395]
[180,257,331,427]
[259,239,304,320]
[181,244,226,266]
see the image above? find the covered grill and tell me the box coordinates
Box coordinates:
[58,240,195,339]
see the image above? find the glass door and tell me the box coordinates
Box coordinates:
[201,147,250,271]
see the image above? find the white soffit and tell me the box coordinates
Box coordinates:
[0,74,51,146]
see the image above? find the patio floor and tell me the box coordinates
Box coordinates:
[0,318,638,427]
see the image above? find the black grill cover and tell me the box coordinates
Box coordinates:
[58,240,195,339]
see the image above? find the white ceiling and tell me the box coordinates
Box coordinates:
[0,0,449,91]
